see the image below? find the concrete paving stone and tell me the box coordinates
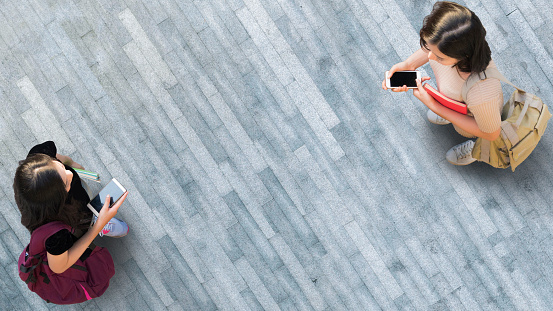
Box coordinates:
[227,222,288,301]
[273,261,321,311]
[172,0,208,33]
[347,221,404,300]
[240,40,297,118]
[119,5,174,76]
[187,214,251,309]
[258,179,318,247]
[196,5,253,76]
[273,5,327,64]
[0,237,13,268]
[0,115,34,164]
[178,150,235,227]
[140,0,168,25]
[214,126,273,204]
[96,95,147,142]
[505,227,544,284]
[125,288,152,310]
[349,251,399,311]
[84,38,140,110]
[316,254,362,310]
[0,287,14,311]
[512,267,549,310]
[127,80,186,150]
[9,295,35,311]
[532,277,553,310]
[237,5,294,86]
[0,0,33,44]
[263,202,320,279]
[157,236,215,310]
[154,205,214,284]
[48,21,107,102]
[205,61,262,134]
[206,91,267,171]
[122,41,182,120]
[287,82,344,160]
[259,167,318,245]
[210,0,250,44]
[221,163,275,238]
[119,0,173,56]
[276,297,298,311]
[163,53,221,130]
[156,0,213,69]
[295,146,351,224]
[52,54,112,133]
[240,287,264,310]
[77,1,137,77]
[255,141,313,215]
[174,121,232,196]
[14,52,71,123]
[0,10,19,49]
[247,80,302,152]
[234,256,281,310]
[182,188,243,263]
[508,10,553,84]
[122,257,173,308]
[225,195,281,268]
[0,213,8,235]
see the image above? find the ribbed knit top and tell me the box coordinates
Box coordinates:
[430,59,504,137]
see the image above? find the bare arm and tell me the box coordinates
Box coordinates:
[46,192,128,273]
[404,48,430,70]
[383,48,430,91]
[56,154,84,170]
[414,78,500,141]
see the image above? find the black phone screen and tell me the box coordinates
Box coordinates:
[89,179,126,213]
[390,71,417,87]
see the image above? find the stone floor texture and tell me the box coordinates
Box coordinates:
[1,0,553,310]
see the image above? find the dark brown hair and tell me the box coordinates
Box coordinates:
[420,1,491,73]
[13,154,89,232]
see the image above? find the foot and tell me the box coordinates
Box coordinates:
[446,140,477,166]
[427,110,451,125]
[92,216,129,238]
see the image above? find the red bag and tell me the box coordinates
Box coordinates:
[18,221,115,304]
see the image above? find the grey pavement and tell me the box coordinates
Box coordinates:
[1,0,553,310]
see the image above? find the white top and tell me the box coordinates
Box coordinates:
[430,59,504,137]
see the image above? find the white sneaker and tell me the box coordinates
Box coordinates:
[91,216,129,238]
[427,110,451,125]
[446,140,477,165]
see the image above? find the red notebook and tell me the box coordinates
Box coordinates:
[423,84,468,115]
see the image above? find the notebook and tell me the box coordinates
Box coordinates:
[423,84,468,115]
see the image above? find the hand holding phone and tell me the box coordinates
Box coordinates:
[87,178,127,217]
[92,191,128,232]
[385,71,422,89]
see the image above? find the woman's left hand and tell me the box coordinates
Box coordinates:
[412,77,434,107]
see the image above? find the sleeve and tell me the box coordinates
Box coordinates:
[27,141,57,158]
[466,78,504,134]
[45,229,75,255]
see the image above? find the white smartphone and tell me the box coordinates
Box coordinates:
[385,71,421,89]
[87,178,127,217]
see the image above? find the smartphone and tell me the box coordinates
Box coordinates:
[87,178,127,217]
[385,71,421,89]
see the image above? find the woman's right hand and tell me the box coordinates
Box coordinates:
[382,61,413,92]
[93,192,129,231]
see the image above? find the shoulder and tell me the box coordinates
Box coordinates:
[465,61,503,103]
[27,141,57,158]
[45,228,74,256]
